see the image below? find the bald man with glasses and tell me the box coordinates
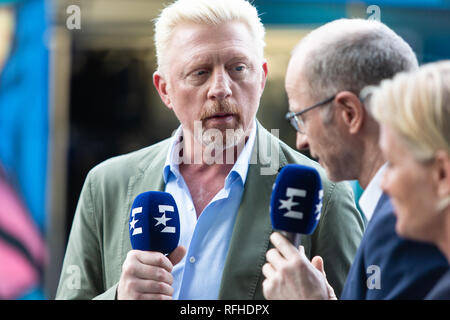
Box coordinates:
[263,18,449,300]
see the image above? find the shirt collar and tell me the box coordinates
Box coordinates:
[163,126,183,184]
[163,120,257,187]
[359,162,388,222]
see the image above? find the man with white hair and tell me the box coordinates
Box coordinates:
[262,18,449,300]
[56,1,363,300]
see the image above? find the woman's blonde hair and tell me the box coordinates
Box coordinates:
[154,0,266,74]
[371,60,450,163]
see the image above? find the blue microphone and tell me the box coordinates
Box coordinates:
[270,164,323,244]
[129,191,180,255]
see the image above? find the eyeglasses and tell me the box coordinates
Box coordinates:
[285,95,336,133]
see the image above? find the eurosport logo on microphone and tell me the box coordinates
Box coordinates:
[129,204,177,236]
[278,187,323,221]
[278,187,306,220]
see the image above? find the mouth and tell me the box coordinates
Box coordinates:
[203,113,236,123]
[206,112,234,119]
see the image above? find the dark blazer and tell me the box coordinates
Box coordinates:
[341,193,449,299]
[426,270,450,299]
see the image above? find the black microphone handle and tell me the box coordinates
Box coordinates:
[278,230,302,247]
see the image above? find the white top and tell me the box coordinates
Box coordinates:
[358,163,388,222]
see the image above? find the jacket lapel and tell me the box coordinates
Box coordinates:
[219,122,287,299]
[119,141,170,262]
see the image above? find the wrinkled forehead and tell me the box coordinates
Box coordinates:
[166,22,261,64]
[173,22,256,51]
[185,51,254,68]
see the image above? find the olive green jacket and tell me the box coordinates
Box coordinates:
[56,122,364,300]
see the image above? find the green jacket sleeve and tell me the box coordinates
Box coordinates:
[55,170,116,300]
[309,180,365,298]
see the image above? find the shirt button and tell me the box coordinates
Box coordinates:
[189,256,196,264]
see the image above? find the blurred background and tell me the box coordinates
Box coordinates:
[0,0,449,299]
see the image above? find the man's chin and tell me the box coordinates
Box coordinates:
[320,162,338,182]
[325,168,350,184]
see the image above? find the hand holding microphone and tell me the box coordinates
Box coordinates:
[263,233,336,300]
[117,191,186,300]
[262,164,336,300]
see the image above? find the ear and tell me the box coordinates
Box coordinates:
[433,150,450,199]
[260,60,269,93]
[153,71,172,109]
[334,91,365,135]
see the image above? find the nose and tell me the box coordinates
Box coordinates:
[207,68,232,100]
[296,132,310,151]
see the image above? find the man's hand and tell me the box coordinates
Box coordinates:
[262,232,337,300]
[117,246,186,300]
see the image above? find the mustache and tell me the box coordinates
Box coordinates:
[200,100,241,121]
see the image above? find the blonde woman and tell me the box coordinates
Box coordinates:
[371,60,450,299]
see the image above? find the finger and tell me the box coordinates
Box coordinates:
[168,246,186,266]
[297,245,311,261]
[311,256,325,275]
[133,264,174,285]
[262,279,275,300]
[135,279,174,296]
[270,232,299,259]
[133,250,173,272]
[265,248,286,271]
[311,255,336,299]
[298,245,305,256]
[262,262,276,279]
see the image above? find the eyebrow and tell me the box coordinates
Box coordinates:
[188,52,252,66]
[227,55,251,64]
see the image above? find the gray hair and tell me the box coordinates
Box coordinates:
[292,18,418,121]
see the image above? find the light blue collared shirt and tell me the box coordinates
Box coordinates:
[163,122,257,299]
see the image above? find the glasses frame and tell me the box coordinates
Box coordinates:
[285,95,336,133]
